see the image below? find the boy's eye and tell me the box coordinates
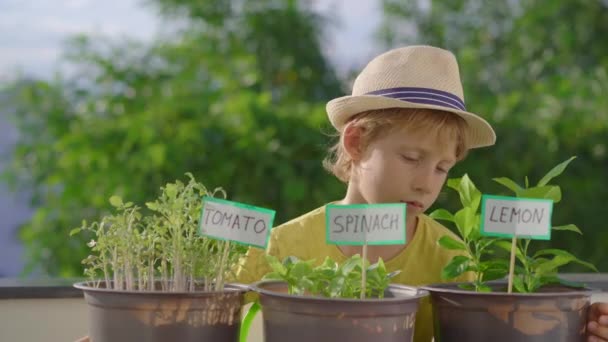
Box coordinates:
[436,164,452,174]
[400,154,419,162]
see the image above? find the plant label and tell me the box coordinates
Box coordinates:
[199,197,276,248]
[325,203,406,246]
[481,195,553,240]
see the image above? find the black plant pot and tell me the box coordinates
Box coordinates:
[422,282,593,342]
[75,281,247,342]
[250,280,428,342]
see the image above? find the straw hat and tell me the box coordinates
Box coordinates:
[326,45,496,148]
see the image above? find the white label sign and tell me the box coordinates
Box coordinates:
[326,203,406,246]
[481,195,553,240]
[199,197,275,248]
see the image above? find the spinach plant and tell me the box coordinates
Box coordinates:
[263,254,400,299]
[71,173,245,292]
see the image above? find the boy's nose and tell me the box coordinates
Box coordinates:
[412,182,431,194]
[411,170,433,194]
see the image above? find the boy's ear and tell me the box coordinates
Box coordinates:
[343,123,364,161]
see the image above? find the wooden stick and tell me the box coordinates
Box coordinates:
[361,243,368,299]
[508,235,517,294]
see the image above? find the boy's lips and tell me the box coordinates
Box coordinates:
[401,200,424,209]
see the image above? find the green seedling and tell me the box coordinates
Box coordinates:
[263,254,399,299]
[70,173,246,292]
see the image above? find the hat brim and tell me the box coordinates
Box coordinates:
[326,95,496,149]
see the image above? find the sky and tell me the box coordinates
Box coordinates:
[0,0,384,81]
[0,0,162,79]
[0,0,383,277]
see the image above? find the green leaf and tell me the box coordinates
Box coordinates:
[476,238,498,254]
[533,248,575,259]
[368,258,386,274]
[454,207,476,239]
[316,268,337,280]
[319,257,336,270]
[476,284,492,292]
[493,177,523,195]
[283,255,301,267]
[296,277,314,291]
[552,224,582,234]
[437,235,466,250]
[480,260,509,282]
[531,257,551,268]
[512,275,527,293]
[265,255,286,275]
[519,185,561,203]
[441,255,470,280]
[535,256,582,275]
[495,240,526,264]
[534,249,598,273]
[537,275,560,286]
[329,276,345,297]
[145,202,159,211]
[290,262,313,279]
[468,214,482,240]
[458,283,476,291]
[557,277,587,289]
[537,156,576,187]
[458,174,482,211]
[527,276,542,292]
[341,254,362,274]
[69,228,81,236]
[429,209,455,222]
[446,177,461,192]
[165,184,178,198]
[109,195,123,207]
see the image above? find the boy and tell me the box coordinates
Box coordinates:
[234,46,608,341]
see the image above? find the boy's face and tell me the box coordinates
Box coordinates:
[350,126,457,217]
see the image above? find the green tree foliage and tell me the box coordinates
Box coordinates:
[380,0,608,270]
[5,0,608,277]
[3,0,345,276]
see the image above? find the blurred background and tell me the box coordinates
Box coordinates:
[0,0,606,279]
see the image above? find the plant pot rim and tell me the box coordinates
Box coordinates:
[250,280,428,303]
[74,281,248,296]
[422,281,598,298]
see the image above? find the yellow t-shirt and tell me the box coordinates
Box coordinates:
[234,205,473,342]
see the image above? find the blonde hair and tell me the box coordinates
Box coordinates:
[323,108,469,183]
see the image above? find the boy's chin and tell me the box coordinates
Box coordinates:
[406,207,424,215]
